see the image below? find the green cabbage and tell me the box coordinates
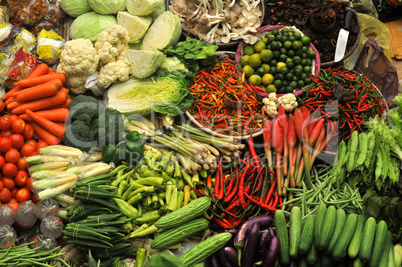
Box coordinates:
[141,11,182,51]
[117,11,152,43]
[126,0,162,16]
[107,75,192,116]
[60,0,92,17]
[126,50,165,79]
[88,0,126,14]
[70,12,117,42]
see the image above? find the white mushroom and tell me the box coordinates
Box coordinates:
[203,23,220,43]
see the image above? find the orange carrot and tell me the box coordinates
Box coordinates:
[7,100,20,110]
[43,97,71,110]
[15,73,66,88]
[15,81,60,102]
[47,68,56,74]
[11,88,68,115]
[31,122,61,145]
[18,108,69,122]
[2,86,21,101]
[5,97,15,106]
[11,79,63,98]
[26,110,65,139]
[54,122,66,128]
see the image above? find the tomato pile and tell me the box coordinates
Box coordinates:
[0,114,48,208]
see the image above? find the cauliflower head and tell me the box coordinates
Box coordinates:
[95,25,130,65]
[57,38,99,95]
[263,98,278,117]
[97,60,130,89]
[278,93,298,112]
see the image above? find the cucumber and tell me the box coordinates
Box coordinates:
[369,220,388,267]
[289,206,302,259]
[306,244,317,265]
[298,257,308,267]
[317,205,336,251]
[274,210,290,266]
[359,217,377,263]
[332,214,358,260]
[388,234,396,267]
[298,215,315,255]
[348,214,366,259]
[314,203,327,251]
[379,231,393,267]
[353,257,365,267]
[320,253,335,267]
[327,208,346,254]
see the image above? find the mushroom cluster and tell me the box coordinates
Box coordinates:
[169,0,263,44]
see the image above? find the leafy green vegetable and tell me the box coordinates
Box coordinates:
[126,50,165,79]
[59,0,91,17]
[70,12,117,42]
[88,0,126,14]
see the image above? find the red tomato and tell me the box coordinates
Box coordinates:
[23,124,34,140]
[8,198,17,203]
[10,134,24,149]
[0,188,11,203]
[35,141,48,150]
[11,119,25,134]
[20,144,36,157]
[10,187,18,198]
[26,177,33,192]
[0,137,12,152]
[16,188,31,203]
[2,177,15,190]
[0,180,3,191]
[5,149,20,164]
[2,163,17,178]
[8,202,19,210]
[14,170,28,187]
[9,115,19,124]
[0,156,5,169]
[24,139,37,147]
[1,130,13,138]
[28,151,41,157]
[0,116,11,131]
[17,158,28,170]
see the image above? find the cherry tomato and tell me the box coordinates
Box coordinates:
[2,163,17,178]
[0,188,11,203]
[8,202,19,210]
[14,170,28,187]
[0,156,5,169]
[10,134,24,149]
[0,116,11,131]
[0,100,5,113]
[26,177,33,192]
[17,158,28,170]
[28,151,41,157]
[35,141,48,150]
[2,177,14,190]
[5,149,20,164]
[0,137,12,152]
[11,119,25,134]
[20,144,36,157]
[24,139,37,147]
[0,180,3,191]
[1,130,13,138]
[10,187,18,198]
[16,188,31,203]
[9,115,19,124]
[23,124,34,140]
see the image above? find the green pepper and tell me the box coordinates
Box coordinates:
[125,131,144,143]
[102,144,120,164]
[125,142,144,166]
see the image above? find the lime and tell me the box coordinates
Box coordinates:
[289,81,298,88]
[295,65,303,71]
[282,32,290,38]
[265,32,272,38]
[276,62,286,70]
[300,73,309,80]
[285,73,294,82]
[302,46,309,53]
[308,50,316,59]
[262,37,268,43]
[273,80,283,89]
[254,40,267,53]
[295,49,304,57]
[280,48,287,54]
[301,59,308,66]
[256,67,267,77]
[242,65,255,78]
[269,66,277,75]
[283,41,292,50]
[301,35,311,46]
[275,34,282,41]
[267,36,276,44]
[260,49,273,62]
[303,66,312,74]
[288,31,294,36]
[294,32,302,40]
[238,63,243,72]
[286,61,295,70]
[287,49,295,58]
[243,45,255,55]
[281,28,289,34]
[272,29,280,36]
[275,73,285,81]
[240,55,250,66]
[289,36,296,42]
[285,86,294,93]
[294,68,302,77]
[293,56,301,65]
[292,40,303,50]
[249,54,262,68]
[279,54,288,63]
[261,63,270,73]
[302,53,308,59]
[270,59,278,67]
[307,59,312,67]
[297,80,305,88]
[272,50,280,59]
[262,73,275,86]
[266,84,277,93]
[279,66,289,75]
[304,77,312,85]
[271,41,280,51]
[267,45,271,50]
[280,36,288,43]
[249,75,262,86]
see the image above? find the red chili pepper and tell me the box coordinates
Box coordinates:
[226,197,240,211]
[271,192,279,209]
[243,192,276,212]
[264,179,276,205]
[213,217,231,229]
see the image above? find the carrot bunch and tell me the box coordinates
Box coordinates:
[264,106,333,197]
[2,63,70,145]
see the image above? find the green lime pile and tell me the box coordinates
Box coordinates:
[238,28,316,94]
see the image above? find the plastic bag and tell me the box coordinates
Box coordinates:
[6,0,49,25]
[40,216,63,238]
[15,201,37,229]
[344,12,392,69]
[351,0,378,18]
[34,198,59,219]
[29,0,64,36]
[353,38,399,109]
[0,225,17,248]
[0,205,15,226]
[36,29,64,64]
[32,234,58,251]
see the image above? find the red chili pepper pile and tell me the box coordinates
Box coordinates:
[188,58,265,136]
[298,67,386,142]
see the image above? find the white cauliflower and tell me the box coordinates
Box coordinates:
[263,93,280,117]
[278,93,298,112]
[97,60,130,89]
[95,25,131,89]
[267,93,279,107]
[57,38,99,95]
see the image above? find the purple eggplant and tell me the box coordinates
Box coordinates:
[223,246,239,267]
[259,231,272,261]
[234,215,273,249]
[207,253,222,267]
[242,222,260,267]
[269,227,275,237]
[262,235,280,267]
[217,247,233,267]
[228,228,239,235]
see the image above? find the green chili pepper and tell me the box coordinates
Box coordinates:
[127,193,142,205]
[136,248,147,267]
[136,210,160,224]
[114,198,138,218]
